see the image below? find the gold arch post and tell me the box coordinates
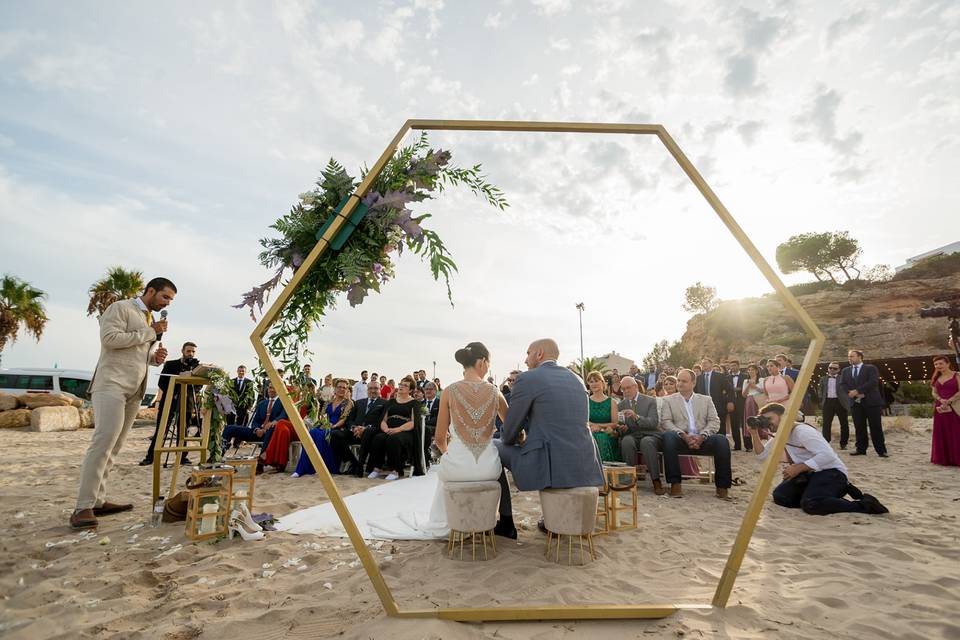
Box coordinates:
[249,119,825,622]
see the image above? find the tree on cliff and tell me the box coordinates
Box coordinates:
[776,231,862,283]
[642,340,671,371]
[682,282,719,314]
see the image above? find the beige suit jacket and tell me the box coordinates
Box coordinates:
[658,392,721,436]
[88,298,159,398]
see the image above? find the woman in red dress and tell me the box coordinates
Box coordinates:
[931,355,960,466]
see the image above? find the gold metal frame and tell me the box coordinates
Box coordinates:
[249,119,825,621]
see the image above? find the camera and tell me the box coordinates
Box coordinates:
[746,415,772,429]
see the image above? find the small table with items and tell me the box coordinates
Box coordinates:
[600,464,638,532]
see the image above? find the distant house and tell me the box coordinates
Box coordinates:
[895,241,960,272]
[596,351,637,374]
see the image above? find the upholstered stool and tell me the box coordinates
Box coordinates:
[443,481,501,560]
[540,487,600,565]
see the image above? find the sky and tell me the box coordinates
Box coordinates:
[1,0,958,388]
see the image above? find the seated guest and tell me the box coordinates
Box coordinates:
[379,376,392,399]
[617,376,662,494]
[422,381,440,461]
[319,374,335,405]
[222,382,286,451]
[367,377,421,481]
[291,378,353,477]
[749,403,888,515]
[413,387,425,402]
[587,371,620,462]
[259,385,305,472]
[332,380,385,476]
[659,368,732,499]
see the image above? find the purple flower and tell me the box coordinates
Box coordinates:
[372,262,384,273]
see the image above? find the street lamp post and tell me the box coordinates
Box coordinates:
[576,302,585,377]
[432,360,436,379]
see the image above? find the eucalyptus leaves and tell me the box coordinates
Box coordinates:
[236,133,508,368]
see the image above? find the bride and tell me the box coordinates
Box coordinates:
[279,341,508,540]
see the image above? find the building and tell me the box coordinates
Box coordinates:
[895,240,960,272]
[596,351,637,374]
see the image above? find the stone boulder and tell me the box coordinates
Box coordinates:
[0,409,31,429]
[137,407,158,421]
[19,394,76,409]
[0,392,19,411]
[79,408,95,429]
[29,406,80,432]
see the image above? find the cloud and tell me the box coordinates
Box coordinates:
[720,6,792,98]
[825,9,870,49]
[483,12,503,29]
[561,64,581,75]
[549,37,571,51]
[793,84,867,182]
[736,120,764,146]
[530,0,572,16]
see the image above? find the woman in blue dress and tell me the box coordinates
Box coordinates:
[292,378,353,477]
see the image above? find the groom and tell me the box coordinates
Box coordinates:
[494,338,604,538]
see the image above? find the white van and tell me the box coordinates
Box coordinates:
[0,368,94,400]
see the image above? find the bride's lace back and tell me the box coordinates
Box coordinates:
[446,380,498,461]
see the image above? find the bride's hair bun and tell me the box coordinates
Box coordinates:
[454,342,490,369]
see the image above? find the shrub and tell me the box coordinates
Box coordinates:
[893,253,960,281]
[787,281,838,296]
[909,404,934,418]
[896,382,933,404]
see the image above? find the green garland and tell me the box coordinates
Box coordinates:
[198,367,239,463]
[235,133,508,370]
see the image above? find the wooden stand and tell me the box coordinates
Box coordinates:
[604,466,638,531]
[223,456,258,512]
[151,375,213,506]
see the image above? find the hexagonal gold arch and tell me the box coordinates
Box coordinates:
[249,119,826,622]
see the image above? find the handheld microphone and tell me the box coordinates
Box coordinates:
[156,309,168,341]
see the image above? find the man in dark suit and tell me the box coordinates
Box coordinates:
[726,359,750,451]
[139,341,200,466]
[819,361,850,449]
[695,357,734,437]
[229,365,255,427]
[334,380,386,476]
[838,350,887,457]
[221,382,287,450]
[777,354,800,381]
[422,381,440,461]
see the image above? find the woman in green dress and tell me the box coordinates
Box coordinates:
[586,370,620,462]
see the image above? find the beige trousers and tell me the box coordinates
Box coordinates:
[76,390,143,511]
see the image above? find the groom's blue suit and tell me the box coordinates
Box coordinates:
[495,360,604,516]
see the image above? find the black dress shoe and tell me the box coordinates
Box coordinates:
[733,446,742,451]
[537,519,548,534]
[850,451,866,456]
[878,453,889,458]
[840,445,847,450]
[861,494,889,514]
[138,458,153,466]
[494,516,518,539]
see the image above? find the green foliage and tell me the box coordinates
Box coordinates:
[776,231,862,284]
[896,382,933,404]
[892,252,960,281]
[87,266,144,318]
[702,303,767,344]
[0,274,48,356]
[682,281,719,314]
[642,340,671,371]
[238,134,507,371]
[569,357,608,378]
[786,281,839,296]
[909,404,934,418]
[666,340,696,368]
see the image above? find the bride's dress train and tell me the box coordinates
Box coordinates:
[277,380,502,540]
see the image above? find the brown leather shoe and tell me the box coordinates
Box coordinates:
[93,502,133,517]
[670,483,683,498]
[70,509,98,530]
[716,488,729,499]
[652,480,665,496]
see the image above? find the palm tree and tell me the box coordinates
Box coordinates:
[87,266,144,318]
[0,275,49,366]
[569,356,608,379]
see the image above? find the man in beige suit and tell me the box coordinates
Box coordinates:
[71,277,176,530]
[659,368,732,499]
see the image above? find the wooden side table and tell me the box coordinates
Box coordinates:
[603,465,638,531]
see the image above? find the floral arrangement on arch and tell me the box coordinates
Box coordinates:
[235,133,508,368]
[197,366,238,463]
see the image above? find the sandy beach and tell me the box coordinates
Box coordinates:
[1,418,958,640]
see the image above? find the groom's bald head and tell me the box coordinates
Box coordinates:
[525,338,560,369]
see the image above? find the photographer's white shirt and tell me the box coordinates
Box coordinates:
[757,423,848,476]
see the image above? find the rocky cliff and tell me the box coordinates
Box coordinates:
[677,273,960,362]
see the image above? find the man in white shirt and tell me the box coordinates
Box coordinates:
[352,370,369,401]
[659,368,732,499]
[749,402,888,515]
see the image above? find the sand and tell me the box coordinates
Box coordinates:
[1,418,958,640]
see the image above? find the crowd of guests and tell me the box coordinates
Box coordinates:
[211,347,956,513]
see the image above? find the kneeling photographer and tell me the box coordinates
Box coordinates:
[748,403,889,516]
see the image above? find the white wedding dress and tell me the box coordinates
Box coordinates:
[276,380,502,540]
